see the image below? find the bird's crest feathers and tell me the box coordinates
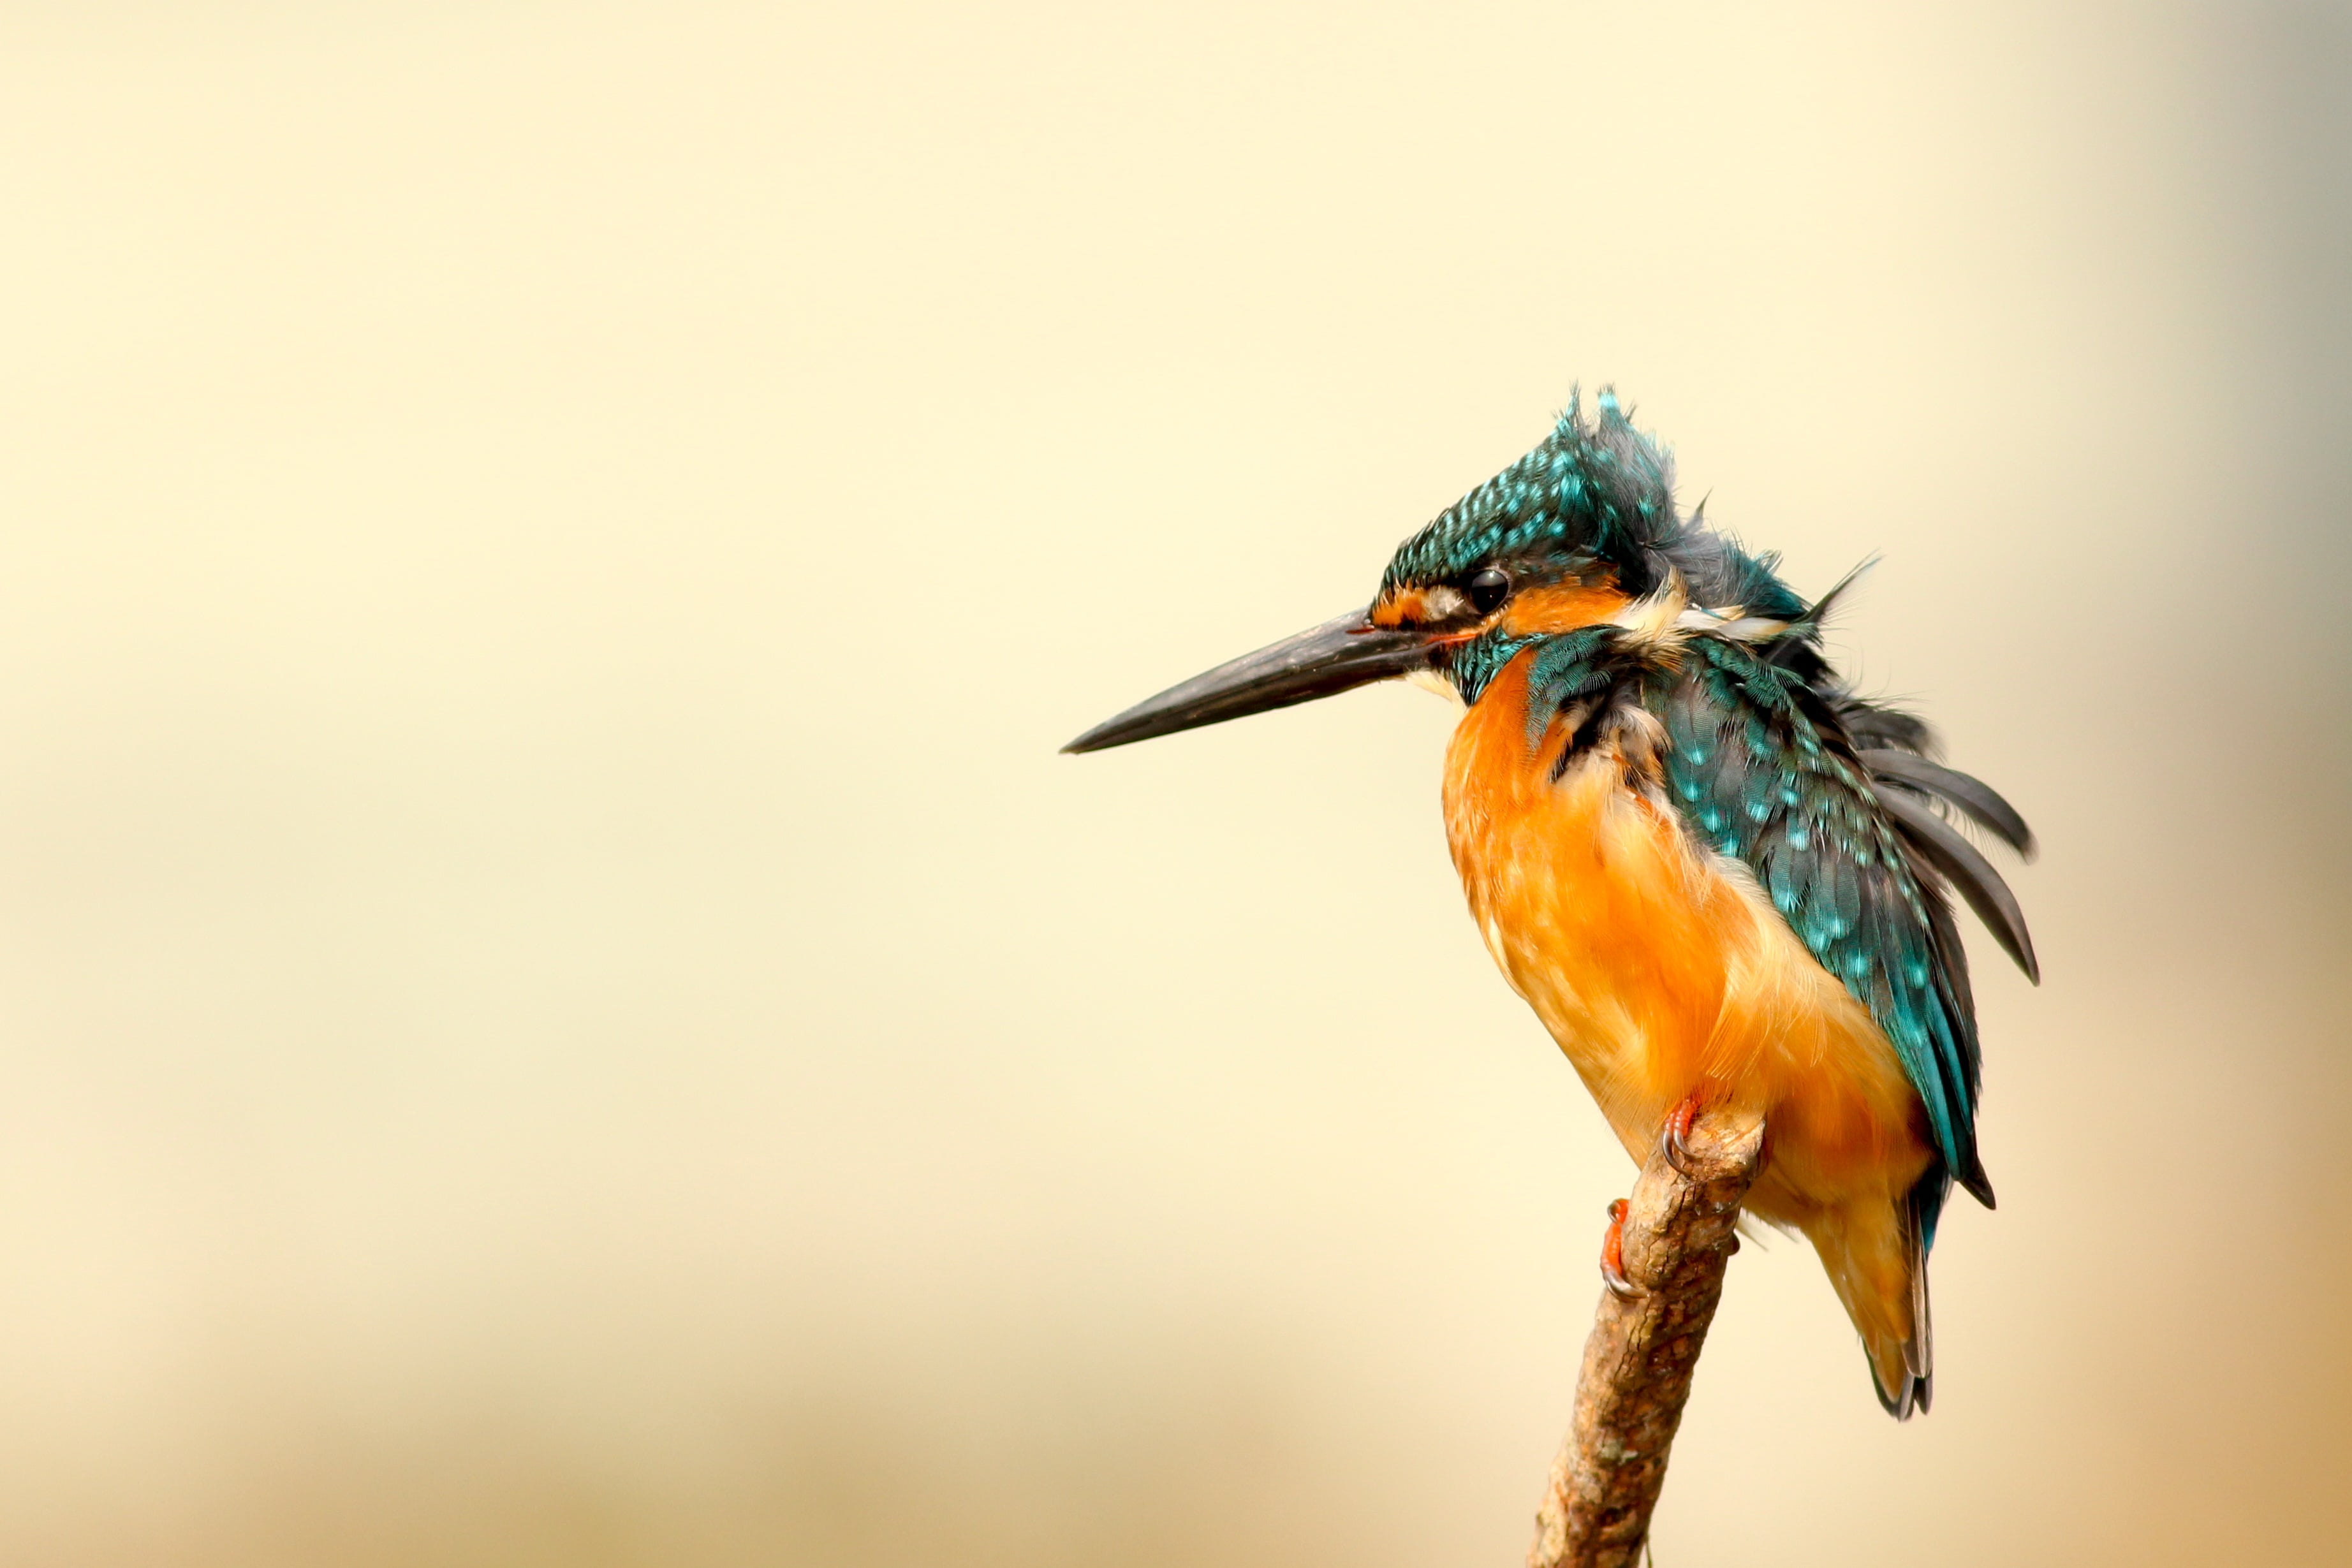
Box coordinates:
[1380,386,1686,599]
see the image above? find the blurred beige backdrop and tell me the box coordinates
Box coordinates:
[0,3,2346,1564]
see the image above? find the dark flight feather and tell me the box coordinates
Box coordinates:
[1832,694,1935,756]
[1877,789,2041,984]
[1860,749,2037,860]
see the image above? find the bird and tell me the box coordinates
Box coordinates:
[1062,390,2037,1418]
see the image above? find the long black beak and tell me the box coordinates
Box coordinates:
[1062,607,1432,754]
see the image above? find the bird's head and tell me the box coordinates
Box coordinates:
[1063,390,1693,753]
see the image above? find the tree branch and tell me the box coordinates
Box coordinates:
[1527,1108,1767,1568]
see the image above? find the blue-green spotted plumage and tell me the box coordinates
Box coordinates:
[1381,390,1682,597]
[1657,636,1994,1235]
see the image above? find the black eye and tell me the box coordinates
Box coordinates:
[1466,568,1510,615]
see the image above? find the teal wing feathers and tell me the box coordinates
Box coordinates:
[1650,636,1997,1220]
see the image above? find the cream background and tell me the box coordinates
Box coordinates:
[0,3,2346,1564]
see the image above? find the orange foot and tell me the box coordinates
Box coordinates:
[1659,1094,1705,1176]
[1599,1198,1638,1300]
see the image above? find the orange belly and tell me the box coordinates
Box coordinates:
[1442,651,1934,1381]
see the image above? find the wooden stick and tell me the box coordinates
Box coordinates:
[1527,1108,1767,1568]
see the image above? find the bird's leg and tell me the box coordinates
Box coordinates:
[1599,1198,1638,1300]
[1659,1093,1705,1178]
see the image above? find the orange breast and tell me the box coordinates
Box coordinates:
[1440,649,1934,1229]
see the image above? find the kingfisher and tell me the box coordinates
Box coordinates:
[1064,392,2038,1418]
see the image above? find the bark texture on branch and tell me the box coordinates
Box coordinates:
[1527,1108,1766,1568]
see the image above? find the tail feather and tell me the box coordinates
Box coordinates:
[1812,1191,1935,1422]
[1869,1365,1934,1417]
[1867,1208,1935,1419]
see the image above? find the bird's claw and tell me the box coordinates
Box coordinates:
[1659,1094,1703,1177]
[1599,1198,1638,1300]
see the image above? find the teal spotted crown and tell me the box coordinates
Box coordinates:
[1379,388,1679,597]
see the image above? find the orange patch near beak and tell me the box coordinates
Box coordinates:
[1369,589,1432,629]
[1501,581,1631,636]
[1374,577,1631,644]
